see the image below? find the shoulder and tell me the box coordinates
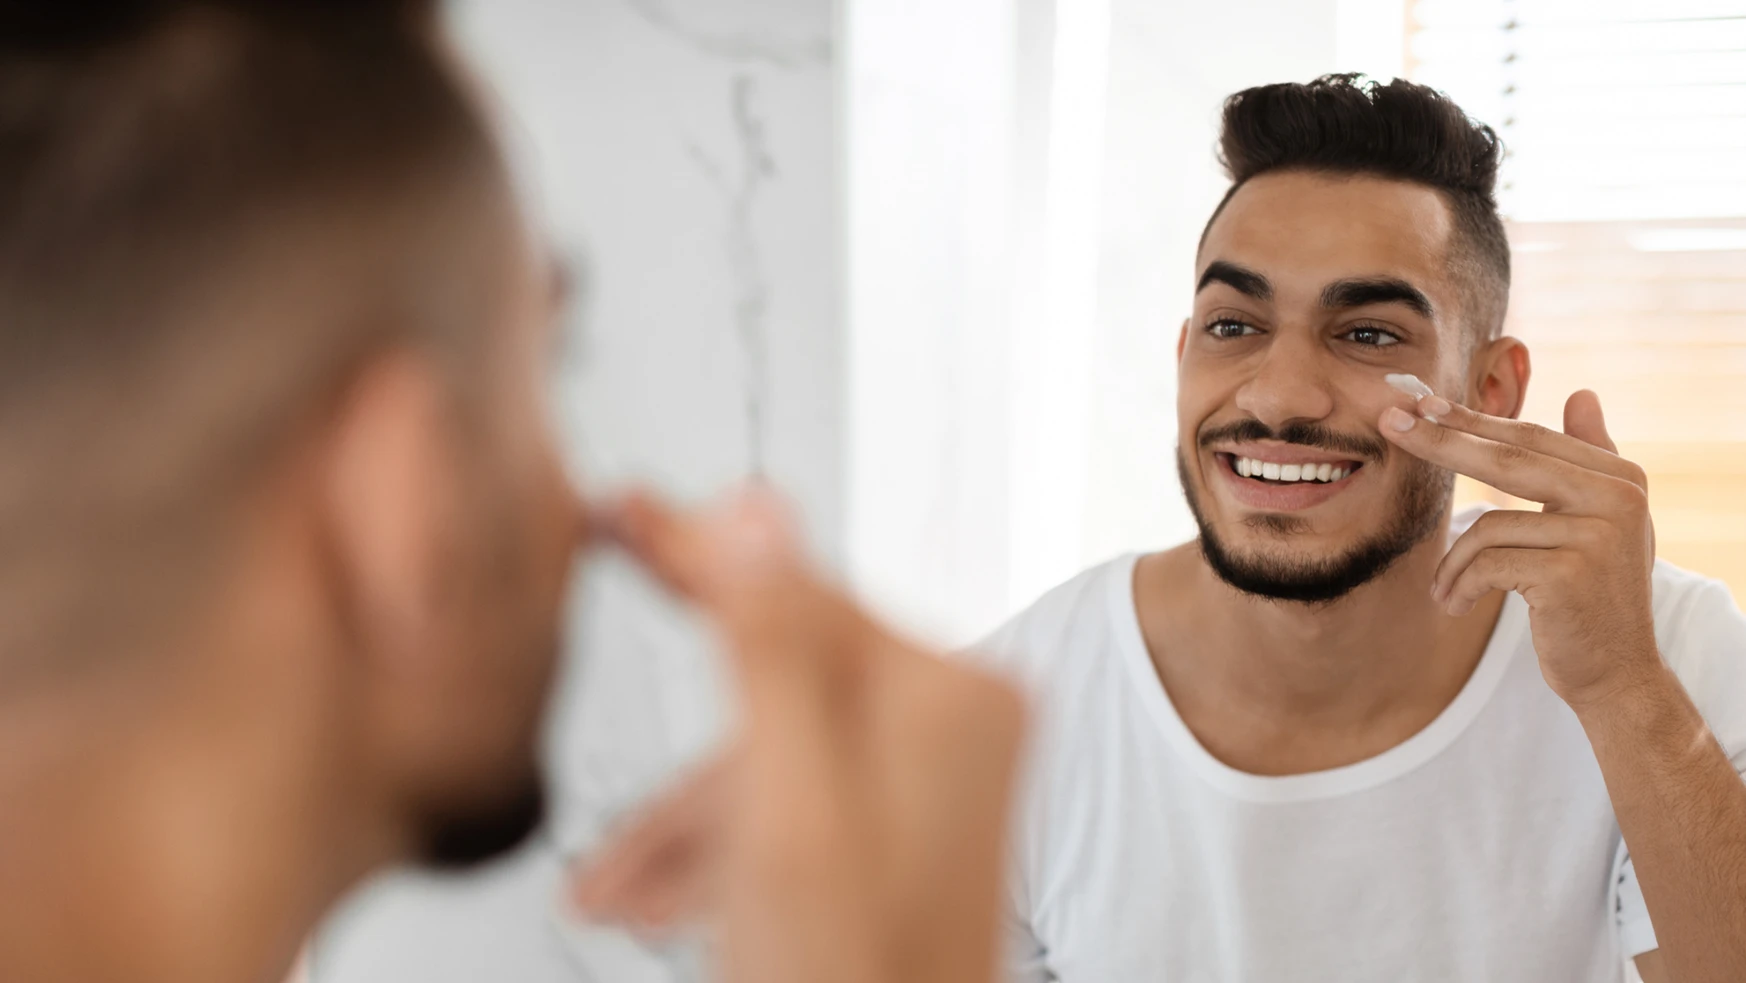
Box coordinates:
[964,554,1138,683]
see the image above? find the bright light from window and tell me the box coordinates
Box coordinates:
[1629,228,1746,252]
[1408,0,1746,601]
[1008,0,1111,608]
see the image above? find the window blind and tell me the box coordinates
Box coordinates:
[1409,0,1746,598]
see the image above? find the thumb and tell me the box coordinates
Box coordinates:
[1563,390,1618,454]
[605,486,799,605]
[608,485,866,690]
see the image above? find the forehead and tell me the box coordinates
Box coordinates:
[1199,171,1456,299]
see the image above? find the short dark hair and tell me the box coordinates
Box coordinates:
[1202,74,1511,342]
[0,0,499,671]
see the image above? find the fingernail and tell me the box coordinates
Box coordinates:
[1384,407,1416,432]
[1420,395,1451,421]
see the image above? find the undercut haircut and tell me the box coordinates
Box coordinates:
[0,0,499,673]
[1202,74,1511,344]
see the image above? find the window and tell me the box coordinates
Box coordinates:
[1411,0,1746,600]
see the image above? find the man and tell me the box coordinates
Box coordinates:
[984,75,1746,983]
[0,4,1022,983]
[580,76,1746,982]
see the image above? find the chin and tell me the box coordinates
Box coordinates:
[1179,445,1453,605]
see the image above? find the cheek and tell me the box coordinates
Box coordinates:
[1328,362,1418,428]
[1175,362,1223,424]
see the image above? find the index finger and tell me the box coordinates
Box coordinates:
[1413,398,1647,491]
[607,486,876,680]
[1379,408,1628,512]
[605,488,799,604]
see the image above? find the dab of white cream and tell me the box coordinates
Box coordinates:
[1385,373,1434,400]
[1384,373,1442,423]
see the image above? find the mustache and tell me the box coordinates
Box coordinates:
[1198,419,1389,462]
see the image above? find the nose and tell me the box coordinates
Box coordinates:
[1232,328,1335,430]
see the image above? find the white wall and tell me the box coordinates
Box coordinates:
[313,1,840,981]
[847,0,1341,645]
[844,0,1040,645]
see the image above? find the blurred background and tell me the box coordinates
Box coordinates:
[311,0,1746,980]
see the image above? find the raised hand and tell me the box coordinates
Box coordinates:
[583,488,1027,983]
[572,752,731,932]
[1380,389,1659,708]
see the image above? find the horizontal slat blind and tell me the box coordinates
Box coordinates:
[1409,1,1746,599]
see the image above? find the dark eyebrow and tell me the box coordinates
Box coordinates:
[1196,260,1272,301]
[1320,277,1434,319]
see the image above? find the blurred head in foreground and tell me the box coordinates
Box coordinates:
[0,1,583,978]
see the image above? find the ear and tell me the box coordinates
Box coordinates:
[1176,318,1189,363]
[321,349,457,663]
[1468,336,1530,420]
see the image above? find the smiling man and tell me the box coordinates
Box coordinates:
[571,74,1746,981]
[972,76,1746,983]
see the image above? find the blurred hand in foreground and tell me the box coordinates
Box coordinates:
[575,488,1026,983]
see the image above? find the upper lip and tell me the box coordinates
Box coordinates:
[1214,442,1365,466]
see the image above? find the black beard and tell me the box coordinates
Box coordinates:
[1176,439,1452,605]
[415,770,547,869]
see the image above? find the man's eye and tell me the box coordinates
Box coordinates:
[1343,325,1401,347]
[1208,319,1260,339]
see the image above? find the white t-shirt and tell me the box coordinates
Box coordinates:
[979,518,1746,983]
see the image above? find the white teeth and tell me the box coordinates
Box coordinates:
[1232,456,1353,483]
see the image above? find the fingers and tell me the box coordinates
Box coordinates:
[1432,510,1603,608]
[571,756,731,926]
[604,488,799,605]
[1389,395,1646,492]
[1563,389,1620,455]
[607,487,878,692]
[599,483,1031,983]
[1441,546,1566,617]
[1382,408,1613,511]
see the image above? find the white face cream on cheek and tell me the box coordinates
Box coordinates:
[1385,373,1434,400]
[1384,373,1442,422]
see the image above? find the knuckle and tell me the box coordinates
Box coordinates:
[1517,421,1557,449]
[1610,479,1650,515]
[1491,441,1534,470]
[1621,462,1649,491]
[1574,518,1612,549]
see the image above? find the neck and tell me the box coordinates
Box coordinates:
[1136,517,1505,774]
[0,588,403,983]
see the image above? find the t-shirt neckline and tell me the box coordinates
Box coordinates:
[1108,552,1527,804]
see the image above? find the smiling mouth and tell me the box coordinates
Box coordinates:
[1216,452,1364,485]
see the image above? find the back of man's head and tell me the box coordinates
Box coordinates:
[0,0,501,676]
[1203,73,1511,343]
